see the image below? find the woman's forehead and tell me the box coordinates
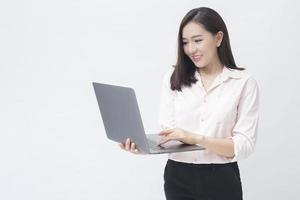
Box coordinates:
[182,22,208,39]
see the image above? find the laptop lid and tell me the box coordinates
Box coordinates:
[92,82,150,153]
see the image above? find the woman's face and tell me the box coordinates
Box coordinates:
[182,22,222,69]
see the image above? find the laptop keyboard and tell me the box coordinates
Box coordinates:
[147,139,165,151]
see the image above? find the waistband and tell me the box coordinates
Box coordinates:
[167,159,238,169]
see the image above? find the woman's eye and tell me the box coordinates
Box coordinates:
[182,42,188,45]
[195,39,202,43]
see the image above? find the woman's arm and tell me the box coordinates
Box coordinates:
[159,128,234,158]
[192,133,235,158]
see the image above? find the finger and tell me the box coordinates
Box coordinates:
[158,132,166,136]
[125,138,130,150]
[158,138,172,145]
[159,128,173,135]
[159,128,174,136]
[119,143,125,149]
[131,142,136,152]
[131,143,140,154]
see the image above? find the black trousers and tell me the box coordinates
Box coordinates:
[164,159,243,200]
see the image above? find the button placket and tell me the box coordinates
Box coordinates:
[200,95,208,123]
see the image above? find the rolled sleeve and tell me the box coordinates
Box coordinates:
[230,77,260,162]
[158,69,176,130]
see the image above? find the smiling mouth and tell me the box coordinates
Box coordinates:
[192,55,202,62]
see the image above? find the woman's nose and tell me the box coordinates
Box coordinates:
[187,43,197,54]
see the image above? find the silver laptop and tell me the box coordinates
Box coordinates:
[92,82,205,154]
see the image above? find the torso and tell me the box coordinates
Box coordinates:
[200,76,217,92]
[199,68,223,92]
[161,67,257,164]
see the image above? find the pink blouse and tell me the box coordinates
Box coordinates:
[158,66,259,164]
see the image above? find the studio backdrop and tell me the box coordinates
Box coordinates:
[0,0,299,199]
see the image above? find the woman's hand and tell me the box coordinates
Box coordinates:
[158,128,203,145]
[119,138,143,155]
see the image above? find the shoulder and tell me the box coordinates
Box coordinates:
[229,67,258,86]
[232,67,259,95]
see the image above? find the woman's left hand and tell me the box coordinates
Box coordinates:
[158,128,200,145]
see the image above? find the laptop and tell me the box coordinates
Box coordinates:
[92,82,205,154]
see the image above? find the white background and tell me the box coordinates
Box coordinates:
[1,0,300,199]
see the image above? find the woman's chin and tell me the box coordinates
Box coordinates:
[194,63,206,68]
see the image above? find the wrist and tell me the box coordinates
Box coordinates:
[186,131,205,145]
[196,134,206,145]
[184,131,197,144]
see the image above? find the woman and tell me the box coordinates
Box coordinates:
[120,7,259,200]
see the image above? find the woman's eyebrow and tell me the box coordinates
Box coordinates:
[182,35,203,40]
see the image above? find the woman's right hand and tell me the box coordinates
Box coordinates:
[119,138,142,154]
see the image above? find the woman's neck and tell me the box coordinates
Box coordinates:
[198,59,223,78]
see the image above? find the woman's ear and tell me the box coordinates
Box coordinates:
[216,31,224,47]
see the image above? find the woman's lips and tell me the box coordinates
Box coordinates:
[192,55,202,62]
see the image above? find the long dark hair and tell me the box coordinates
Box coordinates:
[171,7,244,91]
